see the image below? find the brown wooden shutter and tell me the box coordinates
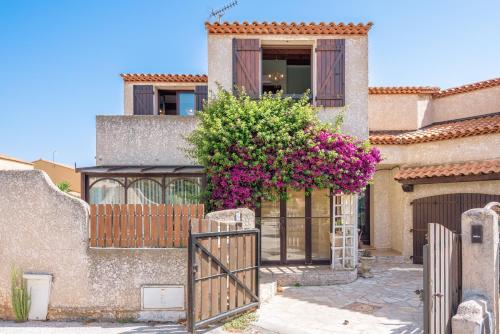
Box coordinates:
[194,85,208,111]
[233,38,261,98]
[133,85,154,115]
[315,39,345,107]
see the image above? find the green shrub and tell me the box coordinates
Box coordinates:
[57,181,71,193]
[11,267,30,322]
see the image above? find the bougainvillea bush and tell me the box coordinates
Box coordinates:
[187,89,381,210]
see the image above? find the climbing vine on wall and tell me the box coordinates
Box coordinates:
[187,89,381,210]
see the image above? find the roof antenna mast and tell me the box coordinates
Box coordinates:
[209,0,238,23]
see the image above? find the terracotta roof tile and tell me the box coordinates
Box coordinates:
[434,77,500,98]
[368,86,440,95]
[370,114,500,145]
[369,78,500,97]
[205,21,373,35]
[394,159,500,181]
[121,74,208,83]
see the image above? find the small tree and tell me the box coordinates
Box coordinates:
[57,181,71,193]
[187,89,381,210]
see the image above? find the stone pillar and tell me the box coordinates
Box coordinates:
[452,206,499,334]
[205,208,255,229]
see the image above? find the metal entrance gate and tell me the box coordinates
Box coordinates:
[423,223,462,334]
[187,219,260,332]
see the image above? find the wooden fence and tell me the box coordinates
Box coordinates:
[89,204,204,248]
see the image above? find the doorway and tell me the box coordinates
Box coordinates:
[412,193,500,264]
[256,189,332,265]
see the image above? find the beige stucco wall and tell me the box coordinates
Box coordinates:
[0,170,187,321]
[33,160,81,194]
[207,34,369,139]
[372,133,500,256]
[399,181,500,257]
[368,94,433,131]
[432,85,500,123]
[96,115,198,166]
[376,133,500,167]
[371,170,500,257]
[124,82,205,115]
[368,86,500,132]
[0,157,33,170]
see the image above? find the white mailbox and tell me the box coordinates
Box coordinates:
[22,273,52,320]
[141,285,184,310]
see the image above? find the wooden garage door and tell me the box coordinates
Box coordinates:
[412,193,500,264]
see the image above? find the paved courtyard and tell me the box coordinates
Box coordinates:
[250,260,424,334]
[0,260,423,334]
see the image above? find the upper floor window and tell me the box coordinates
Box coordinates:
[133,85,206,115]
[158,90,195,116]
[262,48,312,97]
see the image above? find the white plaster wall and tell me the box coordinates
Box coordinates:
[0,170,187,321]
[433,86,500,123]
[124,82,204,115]
[96,116,198,166]
[207,34,369,139]
[0,159,33,170]
[376,133,500,167]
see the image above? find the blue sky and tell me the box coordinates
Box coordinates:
[0,0,499,166]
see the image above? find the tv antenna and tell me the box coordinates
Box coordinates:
[208,0,238,23]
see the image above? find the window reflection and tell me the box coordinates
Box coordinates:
[165,177,201,204]
[127,178,162,204]
[88,178,125,204]
[87,176,202,205]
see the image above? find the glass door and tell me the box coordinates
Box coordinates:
[286,190,306,262]
[259,198,281,263]
[311,189,331,262]
[258,189,333,265]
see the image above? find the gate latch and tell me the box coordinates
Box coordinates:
[193,264,199,273]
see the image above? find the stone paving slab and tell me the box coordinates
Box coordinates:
[251,261,424,334]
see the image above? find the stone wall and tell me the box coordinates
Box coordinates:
[0,170,188,321]
[96,115,198,166]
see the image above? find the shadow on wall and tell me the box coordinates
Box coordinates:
[0,170,188,322]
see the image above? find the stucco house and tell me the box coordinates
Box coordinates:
[0,154,33,170]
[78,21,500,266]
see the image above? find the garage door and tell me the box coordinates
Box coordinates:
[412,193,500,264]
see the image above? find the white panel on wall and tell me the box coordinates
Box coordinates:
[141,285,184,310]
[22,273,52,320]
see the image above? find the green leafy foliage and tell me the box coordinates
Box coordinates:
[57,181,71,193]
[11,266,30,322]
[187,88,381,210]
